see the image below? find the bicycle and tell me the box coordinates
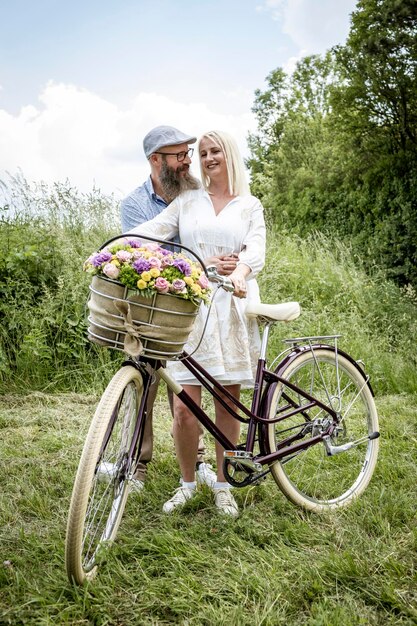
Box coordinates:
[65,236,380,585]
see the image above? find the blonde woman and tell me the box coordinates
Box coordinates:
[126,130,266,517]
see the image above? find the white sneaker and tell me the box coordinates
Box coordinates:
[214,488,239,518]
[162,486,195,513]
[196,463,217,488]
[130,478,144,494]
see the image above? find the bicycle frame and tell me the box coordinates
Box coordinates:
[120,333,372,479]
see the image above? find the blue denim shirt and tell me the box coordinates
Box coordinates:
[121,176,169,232]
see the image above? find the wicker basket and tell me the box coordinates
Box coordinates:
[87,275,199,359]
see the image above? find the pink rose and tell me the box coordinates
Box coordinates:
[198,274,209,289]
[116,250,132,262]
[148,256,162,269]
[144,242,160,252]
[103,263,120,279]
[155,277,170,293]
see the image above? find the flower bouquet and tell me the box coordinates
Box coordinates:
[84,238,210,359]
[84,238,210,305]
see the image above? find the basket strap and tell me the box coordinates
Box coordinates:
[114,300,145,356]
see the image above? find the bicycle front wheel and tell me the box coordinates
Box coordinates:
[65,365,143,584]
[266,348,379,512]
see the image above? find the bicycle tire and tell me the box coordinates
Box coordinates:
[65,365,143,584]
[265,347,379,511]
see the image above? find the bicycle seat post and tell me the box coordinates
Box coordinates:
[259,322,272,361]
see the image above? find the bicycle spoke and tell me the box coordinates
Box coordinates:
[266,348,379,511]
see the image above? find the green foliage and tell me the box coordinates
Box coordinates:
[0,392,416,624]
[248,0,417,288]
[0,174,122,392]
[260,231,417,395]
[0,175,415,397]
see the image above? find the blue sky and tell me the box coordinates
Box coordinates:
[0,0,357,197]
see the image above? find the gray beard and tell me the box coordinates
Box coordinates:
[160,158,200,202]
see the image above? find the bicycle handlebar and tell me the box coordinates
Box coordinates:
[206,266,235,293]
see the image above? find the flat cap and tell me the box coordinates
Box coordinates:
[143,125,196,158]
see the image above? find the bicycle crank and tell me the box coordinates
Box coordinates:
[223,451,268,487]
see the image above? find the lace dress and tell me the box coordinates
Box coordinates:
[128,188,266,387]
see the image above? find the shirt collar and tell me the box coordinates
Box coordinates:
[145,176,167,205]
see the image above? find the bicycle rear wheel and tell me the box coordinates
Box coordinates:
[266,348,379,511]
[65,365,143,584]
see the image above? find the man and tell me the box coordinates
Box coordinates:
[121,125,236,492]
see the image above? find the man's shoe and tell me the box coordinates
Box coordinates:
[162,486,195,513]
[130,478,144,494]
[196,463,217,488]
[214,488,239,517]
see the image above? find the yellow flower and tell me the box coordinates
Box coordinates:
[111,259,120,267]
[184,276,194,286]
[150,267,160,278]
[191,284,202,295]
[137,279,147,290]
[141,271,151,282]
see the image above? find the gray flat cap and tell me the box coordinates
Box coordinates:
[143,125,196,158]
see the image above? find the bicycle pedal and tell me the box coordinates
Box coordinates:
[224,450,262,472]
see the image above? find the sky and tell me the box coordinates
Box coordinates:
[0,0,358,199]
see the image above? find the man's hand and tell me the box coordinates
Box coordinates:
[205,253,239,276]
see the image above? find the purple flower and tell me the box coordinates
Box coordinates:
[133,258,151,273]
[171,279,186,292]
[91,250,112,267]
[126,238,141,248]
[172,258,191,276]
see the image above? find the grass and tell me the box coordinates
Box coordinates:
[1,390,416,625]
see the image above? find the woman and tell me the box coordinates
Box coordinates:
[126,130,266,517]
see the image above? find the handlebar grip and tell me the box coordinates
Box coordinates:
[206,266,235,293]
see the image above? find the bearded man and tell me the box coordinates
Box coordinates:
[120,125,225,492]
[121,125,200,234]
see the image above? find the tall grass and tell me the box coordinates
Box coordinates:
[0,175,416,395]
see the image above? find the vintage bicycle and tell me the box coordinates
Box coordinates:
[65,236,380,585]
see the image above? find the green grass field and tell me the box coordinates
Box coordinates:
[1,390,416,625]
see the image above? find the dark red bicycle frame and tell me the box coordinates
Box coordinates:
[153,345,343,470]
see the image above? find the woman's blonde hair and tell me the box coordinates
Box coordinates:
[198,130,250,196]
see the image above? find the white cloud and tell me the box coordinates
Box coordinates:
[282,48,309,75]
[258,0,356,54]
[256,0,285,20]
[0,82,256,198]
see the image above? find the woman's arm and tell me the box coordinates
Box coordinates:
[237,199,266,278]
[123,199,180,241]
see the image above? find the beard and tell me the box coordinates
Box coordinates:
[159,158,200,202]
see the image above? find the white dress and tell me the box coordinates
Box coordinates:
[128,188,266,387]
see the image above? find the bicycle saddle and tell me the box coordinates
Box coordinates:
[245,301,301,322]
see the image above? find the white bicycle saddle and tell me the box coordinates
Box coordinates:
[245,301,301,322]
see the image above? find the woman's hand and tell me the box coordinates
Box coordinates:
[205,253,239,276]
[228,264,250,299]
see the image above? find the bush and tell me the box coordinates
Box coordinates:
[0,176,415,396]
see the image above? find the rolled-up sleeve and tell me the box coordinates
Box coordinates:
[238,199,266,278]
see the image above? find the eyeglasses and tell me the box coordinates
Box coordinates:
[154,148,194,162]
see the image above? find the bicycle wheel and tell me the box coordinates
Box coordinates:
[266,347,379,511]
[65,365,143,584]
